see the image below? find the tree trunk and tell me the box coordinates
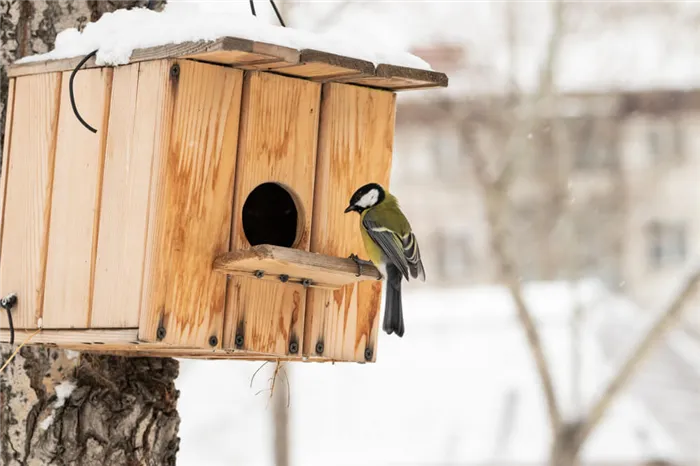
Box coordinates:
[0,348,180,465]
[550,423,582,466]
[0,2,179,465]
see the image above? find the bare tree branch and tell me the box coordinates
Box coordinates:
[576,265,700,446]
[469,143,563,433]
[465,0,568,434]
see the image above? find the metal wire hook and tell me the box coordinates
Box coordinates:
[69,49,99,134]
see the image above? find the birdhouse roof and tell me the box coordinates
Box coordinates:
[9,6,448,92]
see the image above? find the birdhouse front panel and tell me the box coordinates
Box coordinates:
[138,60,244,349]
[223,71,320,356]
[305,83,396,363]
[0,36,448,361]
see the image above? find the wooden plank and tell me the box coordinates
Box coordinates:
[213,245,381,288]
[339,64,449,91]
[180,37,299,69]
[273,49,375,81]
[41,68,113,329]
[0,78,16,296]
[139,60,243,348]
[0,73,62,330]
[7,54,99,78]
[0,328,139,345]
[223,71,321,356]
[91,63,167,328]
[305,83,396,362]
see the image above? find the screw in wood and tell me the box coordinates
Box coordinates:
[301,278,312,288]
[254,270,264,279]
[288,341,298,354]
[235,334,244,348]
[364,348,373,361]
[170,63,180,78]
[156,326,166,340]
[208,335,218,347]
[315,342,324,355]
[279,274,289,283]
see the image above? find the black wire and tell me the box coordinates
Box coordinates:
[269,0,286,27]
[249,0,286,27]
[1,295,16,346]
[69,49,99,134]
[4,305,13,346]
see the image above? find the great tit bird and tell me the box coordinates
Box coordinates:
[344,183,425,337]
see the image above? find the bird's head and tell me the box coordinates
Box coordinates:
[344,183,386,214]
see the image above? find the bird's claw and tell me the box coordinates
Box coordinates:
[348,253,374,277]
[348,253,363,277]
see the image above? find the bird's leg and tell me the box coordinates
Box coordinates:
[348,253,374,277]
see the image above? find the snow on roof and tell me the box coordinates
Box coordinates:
[175,280,684,466]
[14,1,430,70]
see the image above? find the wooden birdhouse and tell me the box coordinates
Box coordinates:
[0,35,447,363]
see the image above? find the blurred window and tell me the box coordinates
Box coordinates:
[647,221,687,268]
[569,117,617,170]
[647,118,685,165]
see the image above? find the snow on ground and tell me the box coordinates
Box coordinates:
[176,280,682,466]
[14,1,429,70]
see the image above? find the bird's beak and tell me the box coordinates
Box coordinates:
[344,205,354,214]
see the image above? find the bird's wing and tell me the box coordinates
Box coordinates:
[362,213,411,280]
[402,230,426,282]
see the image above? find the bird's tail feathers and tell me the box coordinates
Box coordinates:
[383,263,405,337]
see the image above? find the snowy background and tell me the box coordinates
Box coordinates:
[176,281,691,466]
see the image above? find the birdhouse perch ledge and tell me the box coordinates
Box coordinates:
[213,245,382,290]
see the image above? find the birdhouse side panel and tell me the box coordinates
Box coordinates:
[41,68,113,329]
[138,60,243,349]
[305,83,396,362]
[223,71,321,355]
[0,73,62,330]
[91,62,170,328]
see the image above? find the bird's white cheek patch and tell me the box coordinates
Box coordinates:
[356,189,379,208]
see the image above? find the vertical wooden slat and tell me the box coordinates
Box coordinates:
[304,83,396,362]
[139,60,243,348]
[91,62,168,328]
[222,71,321,355]
[42,68,113,328]
[0,78,16,271]
[0,73,62,329]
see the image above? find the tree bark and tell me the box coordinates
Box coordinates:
[1,2,179,465]
[0,349,180,466]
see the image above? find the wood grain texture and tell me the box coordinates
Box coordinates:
[223,71,321,355]
[305,83,396,362]
[0,73,61,330]
[7,55,99,78]
[42,68,113,329]
[139,60,243,348]
[338,64,449,90]
[213,244,381,288]
[273,49,374,81]
[91,63,167,328]
[0,78,16,301]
